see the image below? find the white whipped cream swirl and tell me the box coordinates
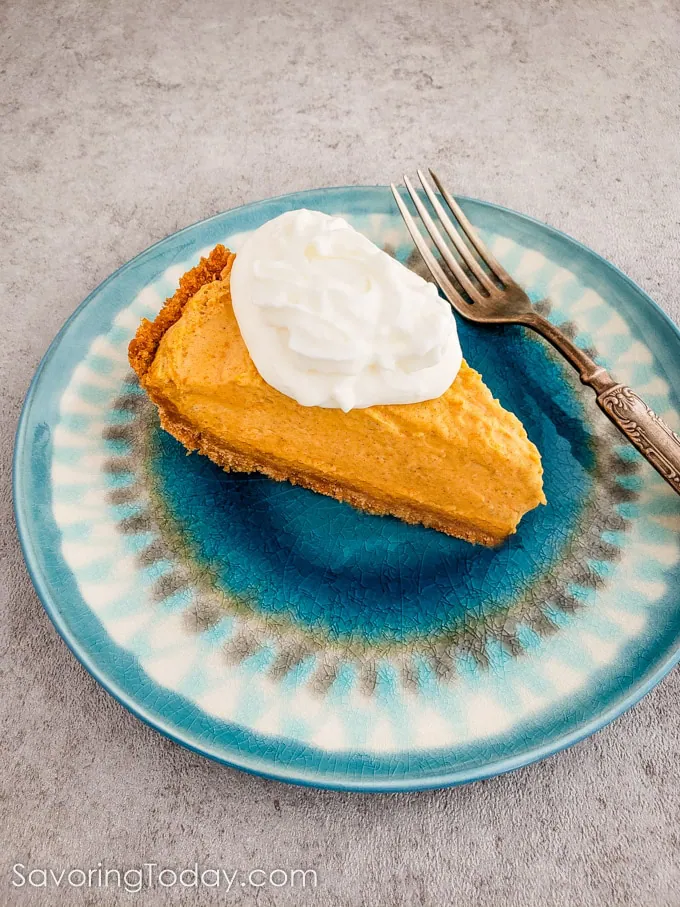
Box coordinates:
[229,209,462,411]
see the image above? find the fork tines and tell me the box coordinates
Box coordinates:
[391,169,512,306]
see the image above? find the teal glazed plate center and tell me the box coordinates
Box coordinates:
[13,186,680,790]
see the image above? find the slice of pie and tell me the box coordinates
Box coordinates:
[129,244,545,546]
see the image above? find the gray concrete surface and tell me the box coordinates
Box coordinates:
[1,0,679,904]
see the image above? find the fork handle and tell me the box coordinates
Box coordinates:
[595,384,680,494]
[524,311,680,495]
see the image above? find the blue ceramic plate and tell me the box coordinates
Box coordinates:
[13,187,680,791]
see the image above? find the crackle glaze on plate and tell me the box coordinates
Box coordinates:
[14,187,680,790]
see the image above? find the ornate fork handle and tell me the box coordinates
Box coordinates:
[525,311,680,495]
[597,385,680,493]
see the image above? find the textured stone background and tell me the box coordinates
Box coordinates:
[1,0,679,904]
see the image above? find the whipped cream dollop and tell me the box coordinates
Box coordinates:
[229,209,462,411]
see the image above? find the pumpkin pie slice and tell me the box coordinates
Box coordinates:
[129,244,545,546]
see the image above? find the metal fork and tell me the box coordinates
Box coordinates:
[392,170,680,496]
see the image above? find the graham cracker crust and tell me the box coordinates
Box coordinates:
[129,244,235,379]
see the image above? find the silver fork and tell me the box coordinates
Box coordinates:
[392,170,680,496]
